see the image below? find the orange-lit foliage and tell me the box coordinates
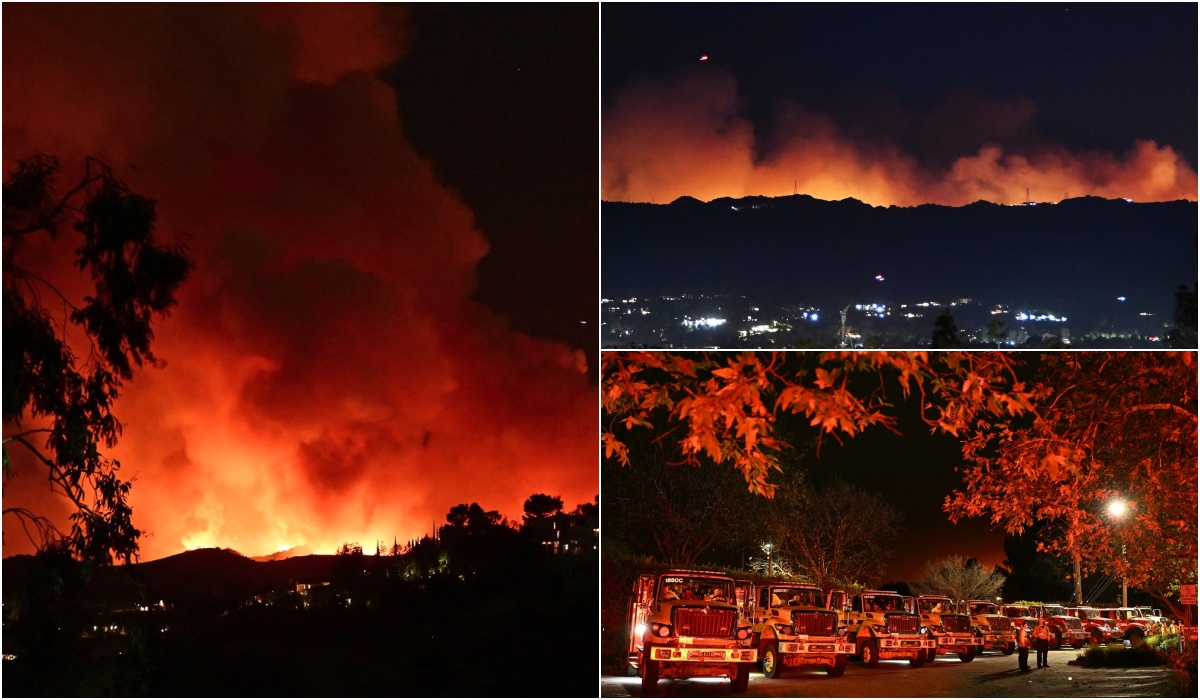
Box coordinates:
[2,5,595,559]
[602,71,1198,206]
[602,351,1034,496]
[946,352,1197,617]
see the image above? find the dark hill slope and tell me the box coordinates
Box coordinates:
[602,195,1196,322]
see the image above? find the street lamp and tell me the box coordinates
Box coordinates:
[1108,499,1127,518]
[763,542,773,577]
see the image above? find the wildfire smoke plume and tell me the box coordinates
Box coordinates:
[602,70,1197,206]
[3,4,595,558]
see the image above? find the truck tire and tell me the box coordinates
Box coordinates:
[909,653,925,668]
[1127,629,1144,646]
[641,658,659,696]
[1053,630,1063,650]
[826,655,847,677]
[860,639,880,668]
[1002,642,1015,655]
[926,648,937,663]
[761,642,784,679]
[730,662,752,693]
[1090,630,1103,645]
[958,651,975,663]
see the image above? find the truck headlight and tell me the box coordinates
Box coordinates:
[651,623,672,637]
[736,628,751,640]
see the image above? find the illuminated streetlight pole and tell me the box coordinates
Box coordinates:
[764,542,773,577]
[1108,499,1128,608]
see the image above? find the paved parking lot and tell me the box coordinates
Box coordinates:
[601,649,1177,697]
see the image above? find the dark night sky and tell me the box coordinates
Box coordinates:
[391,4,598,375]
[603,3,1197,170]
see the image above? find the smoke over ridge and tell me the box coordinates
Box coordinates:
[603,70,1197,206]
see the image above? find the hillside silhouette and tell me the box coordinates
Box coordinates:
[602,194,1197,327]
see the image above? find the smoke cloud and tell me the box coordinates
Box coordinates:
[3,4,595,558]
[602,70,1198,206]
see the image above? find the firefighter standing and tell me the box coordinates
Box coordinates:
[1033,617,1051,668]
[1016,620,1032,671]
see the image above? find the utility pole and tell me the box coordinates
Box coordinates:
[1025,187,1030,204]
[1121,544,1128,607]
[1074,554,1083,605]
[794,180,797,195]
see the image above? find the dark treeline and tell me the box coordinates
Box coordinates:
[2,494,597,697]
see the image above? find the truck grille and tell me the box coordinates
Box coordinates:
[988,616,1013,631]
[886,614,920,633]
[791,611,837,635]
[673,607,736,638]
[1064,618,1082,630]
[941,615,970,633]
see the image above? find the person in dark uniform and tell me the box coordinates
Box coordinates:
[1016,619,1032,671]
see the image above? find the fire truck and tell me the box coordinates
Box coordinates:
[916,595,981,662]
[840,590,936,667]
[626,570,757,695]
[1067,606,1120,645]
[1028,604,1089,649]
[1096,607,1156,645]
[964,600,1016,654]
[742,581,853,678]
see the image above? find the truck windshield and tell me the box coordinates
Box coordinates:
[918,599,953,614]
[968,602,996,615]
[1075,609,1100,620]
[770,587,822,607]
[1043,605,1065,616]
[1003,606,1029,617]
[660,576,733,603]
[863,594,904,612]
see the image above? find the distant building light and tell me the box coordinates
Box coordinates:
[810,313,818,321]
[1118,296,1126,302]
[875,275,885,281]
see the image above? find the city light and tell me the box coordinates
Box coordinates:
[682,317,726,328]
[1108,499,1127,517]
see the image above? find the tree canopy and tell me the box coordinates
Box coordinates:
[602,351,1033,496]
[911,555,1006,603]
[764,475,903,590]
[3,154,191,564]
[944,352,1197,617]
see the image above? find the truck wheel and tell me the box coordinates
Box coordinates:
[860,639,880,668]
[1090,631,1103,645]
[1127,629,1144,646]
[1053,630,1063,650]
[730,663,752,693]
[761,643,784,680]
[1002,642,1015,655]
[909,653,925,668]
[826,655,847,677]
[641,658,659,696]
[957,651,975,663]
[926,648,936,663]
